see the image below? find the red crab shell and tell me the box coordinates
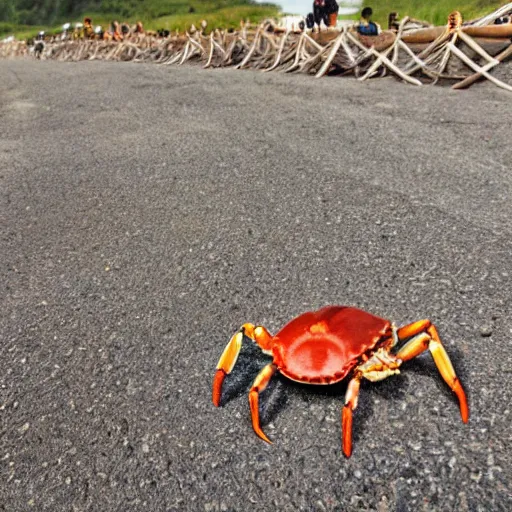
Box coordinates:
[213,304,469,457]
[272,306,392,384]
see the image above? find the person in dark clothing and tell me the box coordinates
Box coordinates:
[357,7,380,36]
[325,0,339,27]
[388,12,400,31]
[494,15,511,25]
[313,0,326,26]
[34,32,45,59]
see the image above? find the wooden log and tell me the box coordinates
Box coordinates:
[447,42,512,92]
[235,27,262,69]
[162,50,183,65]
[264,30,291,72]
[406,38,511,56]
[457,30,501,63]
[401,31,452,75]
[204,33,215,68]
[472,3,512,26]
[452,42,512,89]
[315,31,346,78]
[361,46,423,85]
[223,37,239,64]
[396,40,438,79]
[402,23,512,44]
[311,31,341,45]
[303,33,325,52]
[187,36,206,55]
[355,31,397,51]
[285,33,307,73]
[433,32,459,83]
[345,31,422,85]
[179,41,190,65]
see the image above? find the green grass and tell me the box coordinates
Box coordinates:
[0,1,280,39]
[3,1,508,40]
[150,4,280,32]
[361,0,510,28]
[0,22,57,40]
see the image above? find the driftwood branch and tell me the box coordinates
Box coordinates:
[3,6,511,92]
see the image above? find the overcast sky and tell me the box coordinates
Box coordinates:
[257,0,361,16]
[270,0,314,14]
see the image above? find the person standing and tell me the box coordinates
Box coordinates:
[313,0,326,27]
[325,0,339,27]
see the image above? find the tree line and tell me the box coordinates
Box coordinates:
[0,0,262,26]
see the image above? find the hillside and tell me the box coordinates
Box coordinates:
[0,0,281,37]
[362,0,510,27]
[1,0,509,39]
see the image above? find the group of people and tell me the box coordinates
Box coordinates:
[45,18,146,43]
[34,6,383,50]
[79,19,145,41]
[306,0,340,29]
[305,4,381,36]
[31,18,147,58]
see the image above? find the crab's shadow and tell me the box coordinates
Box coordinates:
[219,340,469,443]
[218,339,274,405]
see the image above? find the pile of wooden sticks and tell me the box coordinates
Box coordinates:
[2,4,512,91]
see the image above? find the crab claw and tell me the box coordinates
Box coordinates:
[212,369,226,407]
[452,378,469,423]
[212,331,244,406]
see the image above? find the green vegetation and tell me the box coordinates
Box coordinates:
[0,21,51,40]
[2,0,509,40]
[361,1,509,28]
[153,4,280,31]
[0,0,280,38]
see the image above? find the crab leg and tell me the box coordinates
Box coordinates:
[396,321,469,423]
[342,377,361,458]
[249,363,277,444]
[212,323,273,406]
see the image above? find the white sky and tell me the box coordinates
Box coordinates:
[273,0,315,14]
[258,0,362,16]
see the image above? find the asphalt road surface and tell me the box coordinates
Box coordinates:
[1,60,511,512]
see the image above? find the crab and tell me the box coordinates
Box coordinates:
[212,306,469,457]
